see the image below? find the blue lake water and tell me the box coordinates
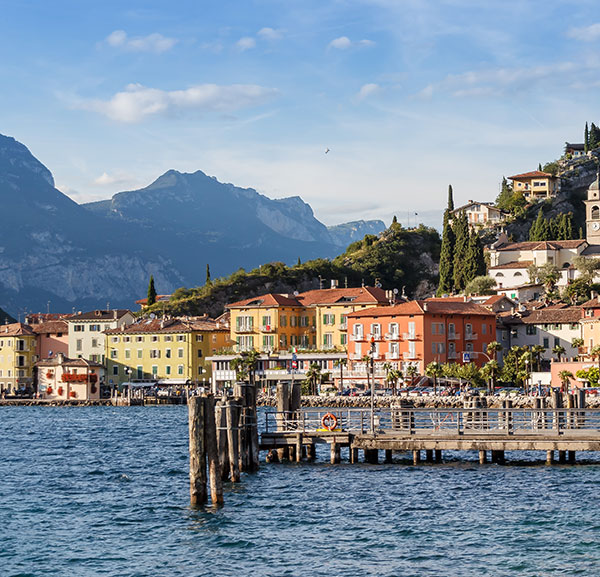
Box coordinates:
[2,405,600,577]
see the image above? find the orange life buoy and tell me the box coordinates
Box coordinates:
[321,413,338,431]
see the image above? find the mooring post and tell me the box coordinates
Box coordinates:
[350,445,358,463]
[425,449,434,463]
[215,399,230,481]
[558,450,567,463]
[226,398,241,482]
[479,450,487,464]
[204,395,224,506]
[248,382,260,471]
[307,443,316,461]
[412,450,421,465]
[330,442,340,464]
[568,450,576,463]
[546,450,554,465]
[188,396,207,507]
[385,449,393,463]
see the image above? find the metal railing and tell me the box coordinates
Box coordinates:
[264,407,600,435]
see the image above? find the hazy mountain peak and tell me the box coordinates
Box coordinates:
[0,133,55,188]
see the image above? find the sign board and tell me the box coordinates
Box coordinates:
[462,352,471,363]
[292,361,298,369]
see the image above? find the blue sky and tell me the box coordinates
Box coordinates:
[1,0,600,228]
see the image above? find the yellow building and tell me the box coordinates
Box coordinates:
[227,287,391,353]
[508,170,560,202]
[228,294,313,353]
[104,317,230,386]
[0,323,37,395]
[297,287,390,351]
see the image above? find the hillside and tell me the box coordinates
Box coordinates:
[145,222,441,318]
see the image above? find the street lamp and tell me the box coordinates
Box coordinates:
[370,337,376,433]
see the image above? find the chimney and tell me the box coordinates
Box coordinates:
[592,290,598,300]
[113,310,118,320]
[57,352,65,364]
[423,302,429,311]
[331,279,338,289]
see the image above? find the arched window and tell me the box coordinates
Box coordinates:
[514,272,522,277]
[592,205,599,220]
[495,272,504,277]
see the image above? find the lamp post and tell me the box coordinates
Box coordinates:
[370,337,376,433]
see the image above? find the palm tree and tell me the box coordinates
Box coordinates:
[425,361,443,395]
[304,363,322,396]
[552,344,566,363]
[386,368,402,395]
[520,350,534,393]
[572,337,584,360]
[486,341,503,362]
[405,364,419,388]
[333,358,347,392]
[482,360,500,395]
[531,345,545,372]
[558,370,574,394]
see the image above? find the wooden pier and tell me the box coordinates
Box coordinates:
[260,402,600,465]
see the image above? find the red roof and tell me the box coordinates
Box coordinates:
[227,293,303,309]
[0,322,36,336]
[32,320,69,334]
[489,260,533,270]
[135,295,172,305]
[297,286,389,306]
[495,240,585,252]
[508,171,555,180]
[105,317,228,334]
[347,299,494,318]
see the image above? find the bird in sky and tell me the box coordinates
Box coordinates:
[325,148,330,154]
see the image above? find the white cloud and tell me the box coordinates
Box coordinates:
[236,37,256,51]
[357,83,381,100]
[93,172,134,186]
[258,27,283,41]
[328,36,375,50]
[566,23,600,42]
[105,30,177,53]
[76,83,279,123]
[329,36,352,49]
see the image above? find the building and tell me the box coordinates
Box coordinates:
[36,354,104,401]
[135,295,172,310]
[565,143,586,158]
[508,170,560,201]
[67,309,135,363]
[104,317,230,388]
[32,319,69,359]
[497,303,582,367]
[346,298,497,374]
[450,201,507,229]
[227,286,392,354]
[0,323,37,395]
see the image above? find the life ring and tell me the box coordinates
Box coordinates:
[321,413,338,431]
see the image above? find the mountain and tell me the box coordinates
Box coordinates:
[327,220,386,246]
[0,133,385,315]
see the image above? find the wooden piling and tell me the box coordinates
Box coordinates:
[307,444,316,461]
[350,446,358,463]
[385,449,393,463]
[330,442,340,464]
[412,450,421,465]
[226,398,241,482]
[435,449,442,462]
[479,450,487,464]
[546,450,554,465]
[295,434,303,463]
[204,396,223,506]
[215,399,230,481]
[558,450,567,463]
[425,449,434,463]
[266,449,279,463]
[568,450,576,463]
[188,396,207,507]
[289,444,297,462]
[491,450,504,464]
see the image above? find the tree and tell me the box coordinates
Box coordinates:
[464,230,486,284]
[531,344,545,372]
[437,209,456,295]
[552,344,566,362]
[425,361,444,395]
[334,358,347,392]
[386,368,402,395]
[147,275,157,306]
[452,212,470,291]
[585,121,590,154]
[538,263,560,295]
[589,345,600,370]
[206,264,211,285]
[486,341,503,362]
[405,364,419,387]
[558,370,574,394]
[482,360,500,395]
[447,184,454,211]
[572,337,585,360]
[304,363,322,396]
[576,366,599,386]
[465,275,496,296]
[496,177,513,211]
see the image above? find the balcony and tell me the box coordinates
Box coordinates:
[385,352,400,360]
[350,353,364,360]
[260,325,276,333]
[447,351,458,360]
[403,351,419,360]
[367,333,384,341]
[385,332,401,341]
[350,334,365,342]
[236,326,255,333]
[465,333,478,341]
[338,323,347,331]
[447,333,460,340]
[403,333,420,341]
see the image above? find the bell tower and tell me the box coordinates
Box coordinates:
[585,172,600,245]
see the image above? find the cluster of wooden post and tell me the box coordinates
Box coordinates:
[188,388,259,507]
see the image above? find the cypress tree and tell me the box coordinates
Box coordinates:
[529,210,544,241]
[538,163,542,171]
[464,230,485,286]
[452,212,470,291]
[392,215,398,224]
[437,210,455,295]
[585,122,590,154]
[566,213,575,240]
[579,226,584,240]
[496,177,513,211]
[206,264,211,285]
[147,275,157,306]
[447,185,454,211]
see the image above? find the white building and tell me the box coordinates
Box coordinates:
[450,201,508,230]
[67,309,134,364]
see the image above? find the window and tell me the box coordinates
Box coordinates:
[482,324,486,335]
[197,349,203,358]
[526,325,537,335]
[178,365,184,375]
[543,338,549,348]
[178,348,184,358]
[280,315,287,327]
[136,366,143,379]
[110,350,117,359]
[354,324,363,338]
[74,325,84,332]
[554,337,560,347]
[261,315,272,328]
[448,323,455,336]
[389,323,399,337]
[262,335,275,350]
[152,365,158,377]
[164,335,172,342]
[177,335,186,342]
[340,334,347,346]
[111,337,120,343]
[465,342,473,352]
[89,324,101,332]
[437,343,445,354]
[323,333,333,349]
[137,349,143,359]
[195,335,204,342]
[136,336,144,343]
[370,323,381,337]
[165,349,171,358]
[91,339,98,348]
[166,365,171,375]
[151,336,159,342]
[514,272,523,277]
[123,336,131,343]
[112,365,119,376]
[150,350,160,359]
[76,339,82,352]
[17,355,25,367]
[125,349,131,359]
[323,314,335,325]
[592,205,600,220]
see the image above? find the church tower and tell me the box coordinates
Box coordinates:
[585,172,600,245]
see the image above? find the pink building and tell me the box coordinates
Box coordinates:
[36,354,104,401]
[33,320,69,359]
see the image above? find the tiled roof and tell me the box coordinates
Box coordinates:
[348,299,494,318]
[135,295,172,305]
[521,307,582,324]
[227,293,302,308]
[105,317,227,335]
[0,322,35,337]
[68,309,132,321]
[32,320,69,334]
[36,356,104,368]
[508,170,555,180]
[489,260,533,270]
[582,297,600,309]
[297,286,389,306]
[495,240,585,251]
[25,313,71,324]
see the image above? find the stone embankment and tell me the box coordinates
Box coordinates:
[259,394,600,409]
[0,399,111,407]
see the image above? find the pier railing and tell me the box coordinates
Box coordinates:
[264,407,600,436]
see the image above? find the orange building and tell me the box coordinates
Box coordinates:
[346,298,497,374]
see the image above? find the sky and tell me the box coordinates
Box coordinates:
[1,0,600,229]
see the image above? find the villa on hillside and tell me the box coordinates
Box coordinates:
[450,201,508,230]
[565,143,586,158]
[508,170,560,202]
